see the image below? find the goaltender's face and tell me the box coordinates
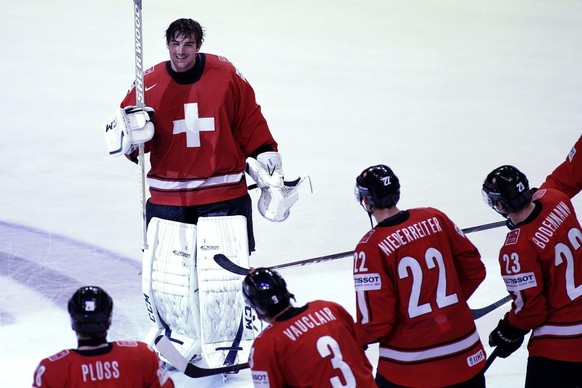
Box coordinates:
[167,33,199,73]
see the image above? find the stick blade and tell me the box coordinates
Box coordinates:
[214,253,249,275]
[155,335,250,378]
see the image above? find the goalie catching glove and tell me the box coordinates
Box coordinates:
[247,152,307,222]
[104,106,155,156]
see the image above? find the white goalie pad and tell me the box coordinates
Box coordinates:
[142,217,201,362]
[195,216,258,368]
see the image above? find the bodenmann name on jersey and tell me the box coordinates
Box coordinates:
[532,201,571,249]
[378,217,443,255]
[283,307,337,341]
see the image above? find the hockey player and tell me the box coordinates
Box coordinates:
[353,164,488,387]
[482,165,582,388]
[104,18,304,252]
[242,267,376,387]
[32,286,173,388]
[541,134,582,199]
[103,17,307,369]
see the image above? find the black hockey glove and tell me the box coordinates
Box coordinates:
[488,314,528,358]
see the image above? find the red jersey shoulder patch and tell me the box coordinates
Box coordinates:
[504,229,520,246]
[115,340,139,347]
[359,229,376,244]
[48,349,70,362]
[532,188,547,200]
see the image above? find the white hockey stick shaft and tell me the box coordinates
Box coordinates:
[133,0,148,249]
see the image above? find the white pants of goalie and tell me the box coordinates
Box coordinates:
[142,216,257,368]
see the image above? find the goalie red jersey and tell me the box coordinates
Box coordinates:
[498,187,582,362]
[121,53,277,206]
[32,341,173,388]
[249,300,375,387]
[353,207,487,387]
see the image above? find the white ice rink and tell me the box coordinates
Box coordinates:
[1,0,581,386]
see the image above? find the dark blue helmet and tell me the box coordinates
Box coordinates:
[355,164,400,210]
[242,268,293,320]
[482,165,531,214]
[68,286,113,335]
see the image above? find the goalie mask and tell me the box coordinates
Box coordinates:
[68,286,113,335]
[242,267,294,321]
[482,165,531,215]
[355,164,400,211]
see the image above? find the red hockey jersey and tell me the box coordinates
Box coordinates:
[353,208,487,387]
[249,300,375,387]
[542,135,582,199]
[121,54,278,206]
[32,341,173,387]
[498,188,582,362]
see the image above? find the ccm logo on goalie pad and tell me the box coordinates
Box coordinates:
[354,273,382,291]
[503,272,537,291]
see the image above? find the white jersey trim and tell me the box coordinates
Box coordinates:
[532,322,582,338]
[148,172,244,191]
[379,330,480,362]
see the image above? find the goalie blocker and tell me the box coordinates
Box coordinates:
[104,106,155,156]
[141,216,258,372]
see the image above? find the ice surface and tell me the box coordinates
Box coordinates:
[1,0,581,386]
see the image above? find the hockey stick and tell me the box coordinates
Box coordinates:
[214,220,507,276]
[471,295,511,319]
[216,251,510,320]
[461,220,505,234]
[133,0,148,250]
[155,335,249,378]
[483,348,499,373]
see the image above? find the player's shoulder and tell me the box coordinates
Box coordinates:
[533,186,570,203]
[409,206,446,218]
[308,299,341,311]
[203,53,248,80]
[143,61,170,81]
[202,53,237,70]
[41,349,74,364]
[254,323,276,342]
[112,340,156,355]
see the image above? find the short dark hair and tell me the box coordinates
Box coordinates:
[165,18,204,47]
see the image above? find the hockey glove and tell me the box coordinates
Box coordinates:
[247,152,309,222]
[104,106,155,156]
[488,314,528,358]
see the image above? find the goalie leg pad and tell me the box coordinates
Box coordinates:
[196,216,256,368]
[142,217,201,361]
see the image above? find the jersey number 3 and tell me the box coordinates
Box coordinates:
[317,335,357,388]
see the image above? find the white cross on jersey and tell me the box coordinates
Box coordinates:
[172,103,215,147]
